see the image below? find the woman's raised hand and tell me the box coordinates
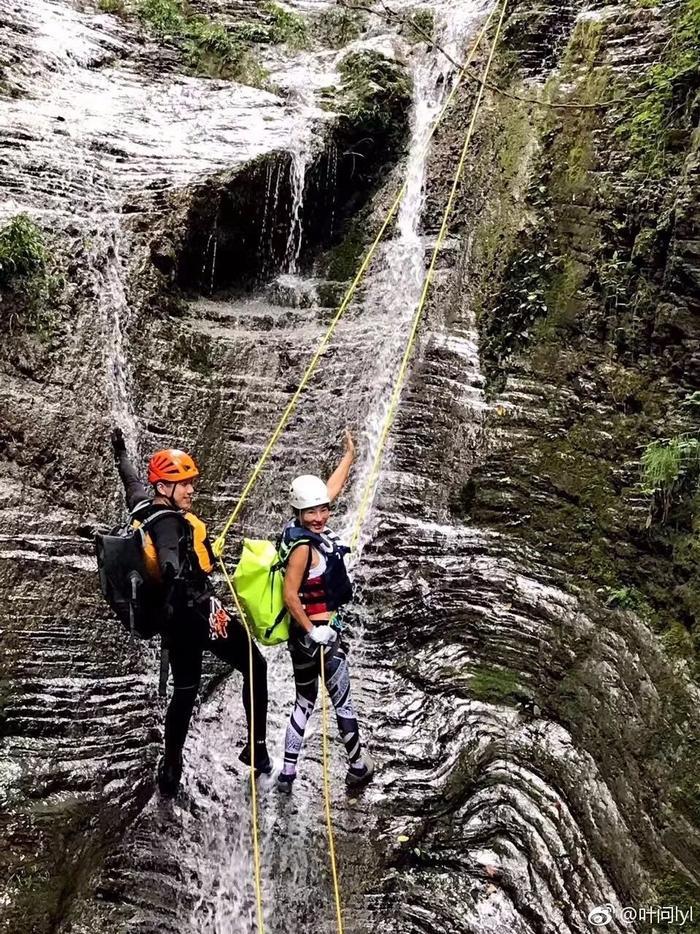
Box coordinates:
[343,428,356,461]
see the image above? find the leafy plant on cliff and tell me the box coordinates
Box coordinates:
[333,50,413,149]
[263,1,309,49]
[0,214,61,332]
[98,0,125,13]
[135,0,270,85]
[617,0,700,174]
[605,586,646,610]
[642,435,700,521]
[654,875,700,934]
[313,7,365,48]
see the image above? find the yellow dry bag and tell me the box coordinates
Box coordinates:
[233,539,290,646]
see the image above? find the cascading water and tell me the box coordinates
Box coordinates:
[72,5,496,933]
[3,0,696,930]
[338,3,488,552]
[284,146,311,275]
[94,222,140,455]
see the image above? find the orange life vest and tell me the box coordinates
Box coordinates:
[131,506,214,581]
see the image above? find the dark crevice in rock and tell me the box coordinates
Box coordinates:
[176,104,411,294]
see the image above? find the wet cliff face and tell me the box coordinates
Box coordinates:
[363,0,700,927]
[1,0,700,931]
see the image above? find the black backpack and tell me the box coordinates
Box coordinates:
[95,508,179,639]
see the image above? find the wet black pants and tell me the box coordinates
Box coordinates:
[164,612,268,760]
[282,635,362,774]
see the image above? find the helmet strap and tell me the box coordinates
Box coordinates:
[154,481,179,509]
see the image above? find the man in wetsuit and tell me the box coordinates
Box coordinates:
[110,428,269,796]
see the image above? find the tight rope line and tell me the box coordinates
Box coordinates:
[211,7,497,561]
[320,649,344,934]
[312,12,500,934]
[217,557,266,934]
[351,0,509,551]
[210,10,499,934]
[342,0,633,111]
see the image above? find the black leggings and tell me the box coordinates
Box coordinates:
[283,635,362,773]
[164,610,268,760]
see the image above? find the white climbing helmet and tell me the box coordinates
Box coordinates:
[290,474,330,511]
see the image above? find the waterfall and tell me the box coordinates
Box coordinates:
[108,6,494,933]
[94,222,140,456]
[284,145,311,275]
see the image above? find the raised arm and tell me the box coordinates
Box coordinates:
[111,427,149,510]
[326,429,355,502]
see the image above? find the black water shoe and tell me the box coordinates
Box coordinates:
[157,752,183,797]
[239,740,272,775]
[276,771,295,794]
[346,751,375,789]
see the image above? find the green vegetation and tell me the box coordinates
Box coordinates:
[263,1,309,49]
[402,9,435,43]
[332,50,413,146]
[0,214,61,332]
[132,0,310,84]
[325,222,367,282]
[469,665,520,703]
[617,0,700,174]
[605,586,647,610]
[642,435,700,520]
[136,0,184,34]
[319,50,410,285]
[0,215,49,285]
[562,16,604,68]
[135,0,259,81]
[313,7,365,48]
[98,0,125,13]
[653,876,700,934]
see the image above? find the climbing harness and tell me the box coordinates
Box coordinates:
[278,524,353,618]
[211,2,508,932]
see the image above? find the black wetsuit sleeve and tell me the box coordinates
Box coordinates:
[148,513,185,580]
[115,451,150,511]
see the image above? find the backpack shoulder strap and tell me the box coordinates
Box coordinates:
[277,528,316,570]
[129,500,151,523]
[136,508,188,533]
[142,508,184,527]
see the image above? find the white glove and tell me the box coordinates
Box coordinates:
[309,625,337,646]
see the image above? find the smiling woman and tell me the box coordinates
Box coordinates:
[275,431,375,794]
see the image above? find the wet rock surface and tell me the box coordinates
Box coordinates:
[1,0,700,932]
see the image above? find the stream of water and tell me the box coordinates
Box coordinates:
[119,5,496,932]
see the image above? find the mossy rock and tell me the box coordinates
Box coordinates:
[469,665,521,704]
[0,214,63,334]
[333,49,413,152]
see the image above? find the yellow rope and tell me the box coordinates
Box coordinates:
[209,7,506,934]
[351,0,509,551]
[320,648,344,933]
[211,13,494,562]
[314,11,502,932]
[217,556,266,934]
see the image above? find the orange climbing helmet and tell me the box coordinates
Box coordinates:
[147,449,200,485]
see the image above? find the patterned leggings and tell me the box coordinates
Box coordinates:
[283,635,362,774]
